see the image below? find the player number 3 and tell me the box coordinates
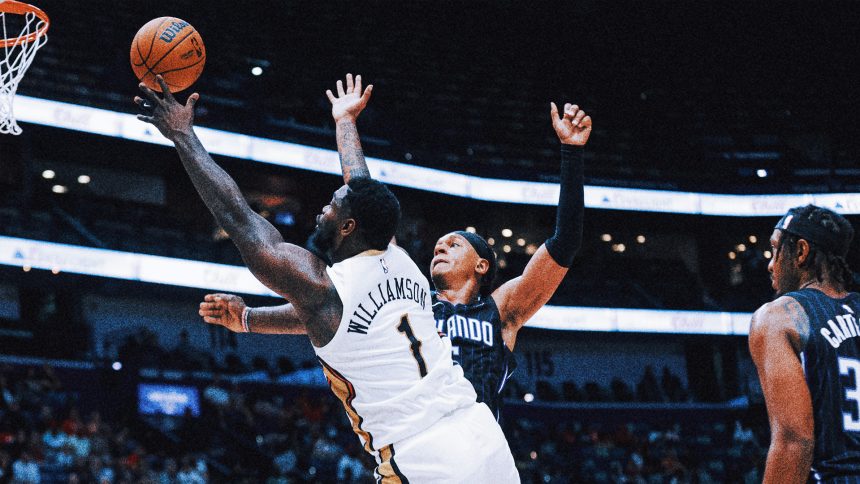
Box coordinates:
[397,315,428,378]
[839,356,860,432]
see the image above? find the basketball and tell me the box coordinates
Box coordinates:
[130,17,205,93]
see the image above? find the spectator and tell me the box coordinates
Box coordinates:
[11,451,40,483]
[661,366,686,402]
[42,425,66,451]
[0,450,10,481]
[733,420,755,444]
[636,365,663,402]
[158,458,179,484]
[336,444,370,483]
[272,446,297,476]
[203,375,230,408]
[177,456,205,484]
[610,378,635,402]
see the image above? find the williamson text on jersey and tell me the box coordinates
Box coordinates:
[347,277,428,335]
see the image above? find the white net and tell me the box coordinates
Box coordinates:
[0,4,48,135]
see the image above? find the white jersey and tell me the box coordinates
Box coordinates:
[314,244,477,454]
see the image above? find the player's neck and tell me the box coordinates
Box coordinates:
[330,239,377,263]
[797,275,849,298]
[435,283,481,305]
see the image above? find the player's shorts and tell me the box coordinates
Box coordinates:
[373,401,519,483]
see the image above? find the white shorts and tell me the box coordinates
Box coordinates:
[374,402,519,483]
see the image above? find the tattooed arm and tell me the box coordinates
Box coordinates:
[135,77,331,311]
[749,295,813,484]
[326,73,373,183]
[191,75,377,335]
[199,294,306,334]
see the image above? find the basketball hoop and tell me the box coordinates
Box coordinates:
[0,0,49,135]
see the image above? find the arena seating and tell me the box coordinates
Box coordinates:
[0,358,765,483]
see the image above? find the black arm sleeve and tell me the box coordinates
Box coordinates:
[544,144,584,267]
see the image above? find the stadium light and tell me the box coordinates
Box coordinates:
[15,95,860,217]
[0,234,756,335]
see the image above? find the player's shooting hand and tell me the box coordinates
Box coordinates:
[326,73,373,123]
[550,102,592,146]
[199,293,246,333]
[135,75,199,140]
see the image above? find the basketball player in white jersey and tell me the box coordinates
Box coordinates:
[202,74,589,422]
[134,76,519,483]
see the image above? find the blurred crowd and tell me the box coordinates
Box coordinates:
[0,360,767,483]
[510,418,764,483]
[0,364,209,483]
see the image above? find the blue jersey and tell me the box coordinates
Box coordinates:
[432,294,516,420]
[787,288,860,482]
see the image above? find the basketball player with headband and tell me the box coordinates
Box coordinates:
[202,74,590,421]
[750,205,860,483]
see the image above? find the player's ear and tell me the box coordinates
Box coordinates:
[340,218,357,237]
[796,238,812,266]
[475,258,490,276]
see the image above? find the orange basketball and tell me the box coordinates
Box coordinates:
[130,17,205,93]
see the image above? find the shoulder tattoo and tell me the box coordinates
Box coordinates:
[780,297,811,349]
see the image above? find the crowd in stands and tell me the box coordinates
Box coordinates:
[0,356,767,483]
[0,364,210,483]
[509,418,765,483]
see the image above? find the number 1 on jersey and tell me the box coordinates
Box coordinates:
[398,315,428,377]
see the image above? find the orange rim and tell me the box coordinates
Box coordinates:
[0,0,50,48]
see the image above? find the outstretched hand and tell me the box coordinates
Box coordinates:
[326,73,373,123]
[135,75,200,140]
[199,293,247,333]
[550,102,592,146]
